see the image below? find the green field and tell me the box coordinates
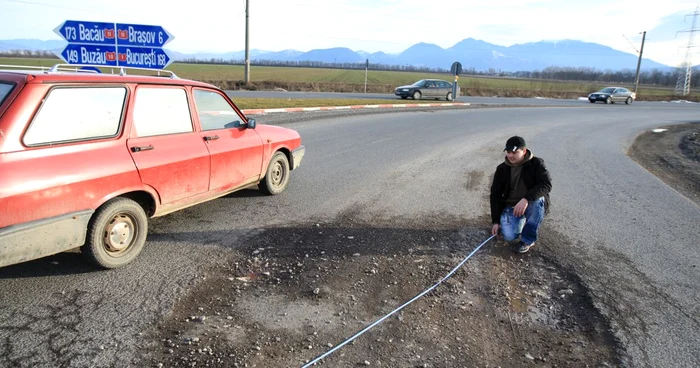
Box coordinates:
[1,57,697,102]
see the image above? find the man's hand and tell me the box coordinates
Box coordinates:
[491,224,500,237]
[513,198,529,217]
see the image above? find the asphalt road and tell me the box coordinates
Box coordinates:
[225,89,696,107]
[0,103,698,367]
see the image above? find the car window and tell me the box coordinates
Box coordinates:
[600,87,615,93]
[23,87,126,146]
[193,89,242,131]
[440,81,450,88]
[132,87,193,137]
[0,82,14,106]
[412,80,426,87]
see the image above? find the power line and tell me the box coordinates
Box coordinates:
[675,4,700,95]
[623,34,640,54]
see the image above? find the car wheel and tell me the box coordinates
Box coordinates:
[259,151,290,195]
[82,197,148,269]
[605,97,612,104]
[589,100,595,103]
[446,92,453,101]
[625,97,632,105]
[412,91,421,100]
[400,96,407,99]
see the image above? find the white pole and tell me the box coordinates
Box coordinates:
[364,58,368,93]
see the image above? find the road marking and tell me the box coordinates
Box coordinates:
[370,138,392,145]
[242,102,470,115]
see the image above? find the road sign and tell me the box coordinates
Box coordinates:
[115,23,173,47]
[451,61,463,76]
[54,20,175,69]
[54,20,116,45]
[59,44,118,66]
[116,46,172,69]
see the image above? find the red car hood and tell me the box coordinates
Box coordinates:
[254,123,301,146]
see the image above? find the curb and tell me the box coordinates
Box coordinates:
[241,102,470,115]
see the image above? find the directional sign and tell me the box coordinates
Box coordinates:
[115,23,173,47]
[116,46,172,69]
[54,20,175,69]
[58,44,118,67]
[54,20,116,45]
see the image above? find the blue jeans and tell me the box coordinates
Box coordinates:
[500,197,545,245]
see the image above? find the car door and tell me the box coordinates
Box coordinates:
[439,81,451,98]
[612,88,624,102]
[425,81,437,97]
[127,85,210,204]
[192,88,264,191]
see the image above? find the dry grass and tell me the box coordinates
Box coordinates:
[2,57,698,102]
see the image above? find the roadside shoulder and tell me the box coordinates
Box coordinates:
[628,122,700,206]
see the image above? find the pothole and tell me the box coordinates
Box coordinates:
[141,220,621,367]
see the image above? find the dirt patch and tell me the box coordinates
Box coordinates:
[141,218,620,367]
[628,123,700,205]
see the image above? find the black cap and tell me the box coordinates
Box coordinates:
[503,136,526,152]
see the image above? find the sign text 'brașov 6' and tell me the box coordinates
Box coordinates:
[53,20,174,69]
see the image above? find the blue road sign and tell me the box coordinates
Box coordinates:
[115,23,173,47]
[58,44,118,66]
[53,20,116,45]
[116,46,172,69]
[54,20,175,69]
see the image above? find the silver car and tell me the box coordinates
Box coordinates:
[394,79,458,101]
[588,87,636,104]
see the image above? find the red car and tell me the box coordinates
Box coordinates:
[0,64,305,269]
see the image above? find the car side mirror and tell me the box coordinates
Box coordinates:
[246,118,256,129]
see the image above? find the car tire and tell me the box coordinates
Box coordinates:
[589,100,595,103]
[259,151,290,195]
[625,97,632,105]
[446,92,453,101]
[412,91,421,100]
[81,197,148,269]
[605,97,612,104]
[400,96,407,99]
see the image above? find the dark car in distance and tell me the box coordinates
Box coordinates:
[394,79,458,101]
[588,87,636,104]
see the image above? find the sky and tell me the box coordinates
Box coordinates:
[2,0,700,67]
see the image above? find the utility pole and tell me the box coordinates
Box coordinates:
[633,31,646,95]
[675,5,700,96]
[244,0,250,85]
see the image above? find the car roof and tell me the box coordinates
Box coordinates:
[0,64,218,89]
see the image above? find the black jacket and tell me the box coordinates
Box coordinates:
[490,150,552,224]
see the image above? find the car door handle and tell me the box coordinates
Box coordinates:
[130,145,154,153]
[203,135,219,141]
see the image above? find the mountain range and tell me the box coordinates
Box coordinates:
[0,38,674,72]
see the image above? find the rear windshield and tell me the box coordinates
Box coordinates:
[0,82,14,106]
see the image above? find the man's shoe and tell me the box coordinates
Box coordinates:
[515,241,535,254]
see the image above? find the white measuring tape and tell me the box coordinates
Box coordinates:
[301,234,496,367]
